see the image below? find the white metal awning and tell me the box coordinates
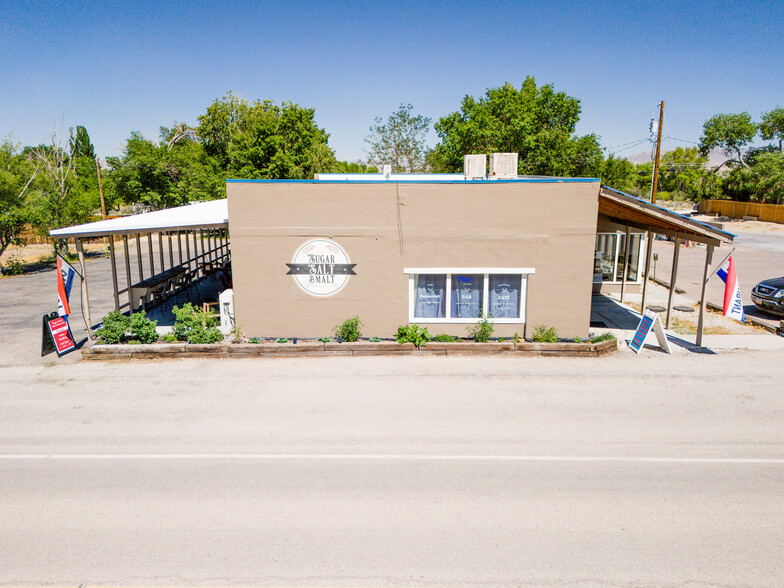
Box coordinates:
[49,199,228,239]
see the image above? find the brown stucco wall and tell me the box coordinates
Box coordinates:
[226,180,600,339]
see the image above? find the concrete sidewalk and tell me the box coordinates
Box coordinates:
[591,293,784,354]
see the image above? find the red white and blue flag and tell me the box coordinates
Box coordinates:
[716,255,744,323]
[56,255,80,317]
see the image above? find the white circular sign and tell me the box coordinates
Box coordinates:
[288,239,354,297]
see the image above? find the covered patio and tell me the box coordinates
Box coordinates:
[597,187,735,346]
[50,199,231,337]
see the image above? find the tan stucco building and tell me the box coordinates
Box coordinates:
[226,177,602,339]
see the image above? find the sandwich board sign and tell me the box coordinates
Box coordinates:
[629,309,671,355]
[41,312,77,357]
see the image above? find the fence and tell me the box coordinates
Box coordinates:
[699,200,784,224]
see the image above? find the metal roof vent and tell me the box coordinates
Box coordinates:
[489,153,518,179]
[382,164,392,179]
[463,154,486,179]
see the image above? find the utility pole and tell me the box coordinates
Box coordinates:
[650,101,664,204]
[96,156,107,220]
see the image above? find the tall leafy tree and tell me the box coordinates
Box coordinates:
[197,92,338,179]
[760,106,784,152]
[109,125,222,210]
[658,147,709,200]
[0,139,41,268]
[698,113,757,168]
[430,77,603,177]
[365,104,431,173]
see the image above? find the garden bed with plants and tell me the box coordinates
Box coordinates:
[81,310,617,360]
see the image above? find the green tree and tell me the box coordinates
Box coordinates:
[599,154,636,193]
[0,139,41,268]
[197,92,338,179]
[335,160,378,173]
[760,107,784,152]
[658,147,709,200]
[109,125,222,210]
[365,104,431,173]
[430,77,603,177]
[699,112,757,168]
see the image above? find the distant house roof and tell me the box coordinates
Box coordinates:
[49,199,228,239]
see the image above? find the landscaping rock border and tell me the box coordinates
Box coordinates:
[81,339,617,360]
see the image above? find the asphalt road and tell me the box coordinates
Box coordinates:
[2,355,783,586]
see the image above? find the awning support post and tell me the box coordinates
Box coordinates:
[620,224,631,303]
[640,228,654,316]
[147,232,155,276]
[168,232,174,268]
[135,233,143,281]
[76,238,93,339]
[696,242,715,347]
[665,235,681,329]
[108,235,120,311]
[123,235,133,314]
[158,232,165,271]
[177,231,183,265]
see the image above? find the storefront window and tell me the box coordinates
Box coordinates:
[489,274,521,318]
[594,234,617,281]
[451,274,483,318]
[414,274,446,318]
[405,268,533,323]
[594,232,645,283]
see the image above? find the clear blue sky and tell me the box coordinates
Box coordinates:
[1,0,782,162]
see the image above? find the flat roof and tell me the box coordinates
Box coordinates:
[227,174,601,184]
[49,199,228,239]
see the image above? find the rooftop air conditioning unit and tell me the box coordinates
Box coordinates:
[463,154,486,179]
[382,164,392,178]
[489,153,518,179]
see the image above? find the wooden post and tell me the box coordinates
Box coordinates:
[193,231,200,273]
[76,238,93,338]
[620,224,631,303]
[168,232,174,268]
[123,235,133,314]
[185,230,191,270]
[640,229,654,315]
[96,157,106,220]
[177,231,183,266]
[158,232,165,271]
[147,232,155,276]
[696,242,715,347]
[651,101,664,204]
[108,235,120,311]
[135,233,143,281]
[665,235,681,329]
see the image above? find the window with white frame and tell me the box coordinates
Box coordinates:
[405,268,534,323]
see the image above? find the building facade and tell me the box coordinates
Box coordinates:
[226,177,601,339]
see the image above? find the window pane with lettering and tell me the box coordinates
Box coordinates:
[489,274,521,318]
[450,274,483,318]
[414,274,446,318]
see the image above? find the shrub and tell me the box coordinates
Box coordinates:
[95,311,130,344]
[334,316,362,342]
[275,337,288,344]
[318,336,334,343]
[129,311,158,343]
[369,337,381,342]
[394,324,431,347]
[467,312,494,342]
[590,332,616,343]
[163,333,178,343]
[532,324,558,343]
[513,332,521,344]
[1,254,24,276]
[431,333,457,342]
[248,337,261,344]
[172,302,223,344]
